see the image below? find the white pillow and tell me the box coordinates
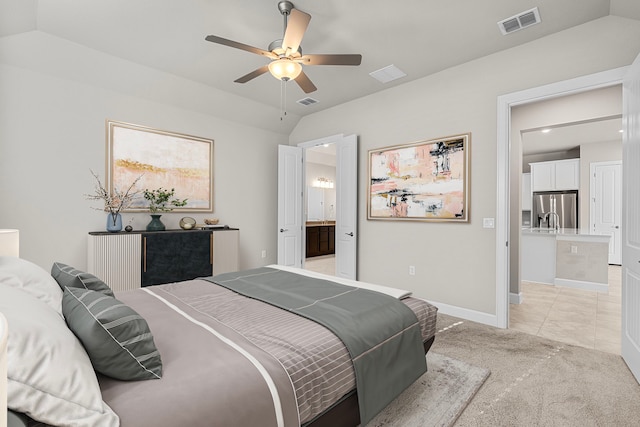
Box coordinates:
[2,285,119,426]
[0,256,63,316]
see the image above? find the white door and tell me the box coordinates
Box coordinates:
[335,135,358,279]
[622,52,640,383]
[277,145,303,268]
[590,161,622,264]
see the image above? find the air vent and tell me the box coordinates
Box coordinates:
[369,64,407,84]
[498,7,541,35]
[297,97,319,106]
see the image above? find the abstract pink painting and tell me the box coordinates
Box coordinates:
[368,134,469,221]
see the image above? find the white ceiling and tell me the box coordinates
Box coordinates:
[522,116,623,155]
[2,0,639,119]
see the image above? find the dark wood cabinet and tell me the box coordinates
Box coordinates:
[306,225,335,258]
[142,230,212,286]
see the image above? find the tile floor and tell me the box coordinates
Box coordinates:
[303,255,336,276]
[509,265,621,354]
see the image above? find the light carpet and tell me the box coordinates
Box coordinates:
[433,313,640,426]
[366,352,490,427]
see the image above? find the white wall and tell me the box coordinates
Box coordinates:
[289,16,640,318]
[0,39,287,271]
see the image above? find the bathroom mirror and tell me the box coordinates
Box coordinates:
[307,186,324,221]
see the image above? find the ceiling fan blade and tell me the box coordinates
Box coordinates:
[282,9,311,54]
[205,35,277,59]
[299,54,362,66]
[234,65,270,84]
[294,70,317,94]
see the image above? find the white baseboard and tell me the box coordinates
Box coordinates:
[423,299,500,328]
[510,292,523,304]
[554,278,608,293]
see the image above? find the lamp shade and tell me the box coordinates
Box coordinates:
[268,59,302,81]
[0,229,19,257]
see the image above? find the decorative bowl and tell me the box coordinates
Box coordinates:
[204,218,219,225]
[179,217,196,230]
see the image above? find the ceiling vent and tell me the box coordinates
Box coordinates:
[498,7,541,35]
[369,64,407,84]
[297,97,319,106]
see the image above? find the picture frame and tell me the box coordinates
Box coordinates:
[368,133,470,222]
[106,120,214,212]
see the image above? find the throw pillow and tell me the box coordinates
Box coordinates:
[1,285,119,426]
[51,262,115,297]
[63,287,163,381]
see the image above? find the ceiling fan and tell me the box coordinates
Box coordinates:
[205,1,362,94]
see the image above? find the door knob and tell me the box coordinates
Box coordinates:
[345,232,354,237]
[613,225,620,229]
[280,228,288,233]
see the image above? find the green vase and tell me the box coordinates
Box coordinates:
[146,214,165,231]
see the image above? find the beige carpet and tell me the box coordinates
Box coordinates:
[433,313,640,426]
[367,352,490,426]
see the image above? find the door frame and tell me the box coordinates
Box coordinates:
[297,134,352,273]
[496,66,629,328]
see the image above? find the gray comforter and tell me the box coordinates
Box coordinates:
[208,267,427,425]
[98,278,438,427]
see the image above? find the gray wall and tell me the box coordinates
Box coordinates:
[0,37,287,271]
[1,15,640,323]
[289,16,640,318]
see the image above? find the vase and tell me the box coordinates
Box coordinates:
[106,213,122,232]
[146,214,166,231]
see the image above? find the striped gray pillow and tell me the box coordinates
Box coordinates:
[62,287,162,381]
[51,262,115,297]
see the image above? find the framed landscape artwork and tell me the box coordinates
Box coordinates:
[106,120,213,212]
[368,133,470,222]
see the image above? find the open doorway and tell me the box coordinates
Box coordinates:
[511,106,623,354]
[498,76,622,352]
[304,143,337,276]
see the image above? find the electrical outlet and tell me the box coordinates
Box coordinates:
[570,245,578,254]
[409,265,415,276]
[261,250,267,258]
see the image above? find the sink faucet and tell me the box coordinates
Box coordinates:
[544,212,560,230]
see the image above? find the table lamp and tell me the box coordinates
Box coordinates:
[0,229,19,257]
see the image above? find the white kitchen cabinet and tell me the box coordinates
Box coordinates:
[522,173,532,211]
[530,159,580,192]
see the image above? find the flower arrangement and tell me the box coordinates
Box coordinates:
[143,188,188,213]
[85,170,142,225]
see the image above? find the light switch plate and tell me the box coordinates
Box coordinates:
[483,218,495,228]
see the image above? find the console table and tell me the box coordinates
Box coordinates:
[88,228,239,292]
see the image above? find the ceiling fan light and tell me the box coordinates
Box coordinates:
[268,59,302,81]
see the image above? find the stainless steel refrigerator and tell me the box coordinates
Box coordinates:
[531,190,578,229]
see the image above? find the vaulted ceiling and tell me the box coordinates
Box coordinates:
[1,0,639,120]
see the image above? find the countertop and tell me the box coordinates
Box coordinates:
[521,228,610,241]
[305,221,336,227]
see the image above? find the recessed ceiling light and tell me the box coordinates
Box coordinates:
[541,129,551,133]
[619,129,624,133]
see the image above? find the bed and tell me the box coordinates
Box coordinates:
[1,257,438,427]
